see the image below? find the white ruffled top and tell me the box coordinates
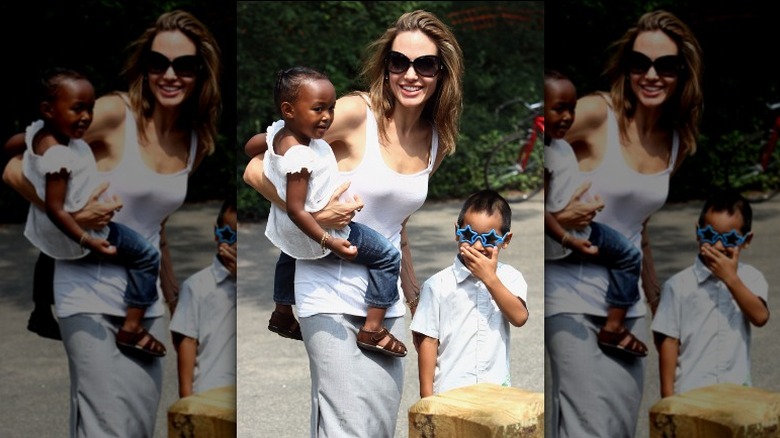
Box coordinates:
[22,120,109,259]
[263,119,350,259]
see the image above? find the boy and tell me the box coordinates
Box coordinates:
[170,196,238,397]
[543,69,646,357]
[651,190,769,397]
[411,190,529,397]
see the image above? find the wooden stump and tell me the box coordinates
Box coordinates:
[408,383,544,438]
[168,385,236,438]
[649,383,780,437]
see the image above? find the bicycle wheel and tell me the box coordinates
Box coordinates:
[729,132,780,203]
[483,129,544,203]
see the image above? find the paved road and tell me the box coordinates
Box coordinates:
[0,200,223,438]
[237,196,546,438]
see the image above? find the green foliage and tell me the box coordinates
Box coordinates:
[237,1,544,221]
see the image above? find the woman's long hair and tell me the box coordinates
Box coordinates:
[604,10,703,156]
[122,10,222,157]
[359,10,464,157]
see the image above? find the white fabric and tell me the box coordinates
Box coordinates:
[410,256,527,394]
[54,100,197,319]
[170,256,237,394]
[263,119,350,259]
[651,257,768,394]
[22,120,110,259]
[544,138,591,260]
[295,101,438,319]
[544,102,679,318]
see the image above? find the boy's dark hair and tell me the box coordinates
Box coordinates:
[217,193,237,227]
[273,66,330,117]
[457,190,511,234]
[39,67,88,103]
[697,189,752,234]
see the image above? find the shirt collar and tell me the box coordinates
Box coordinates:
[452,255,472,284]
[692,255,714,284]
[210,255,234,284]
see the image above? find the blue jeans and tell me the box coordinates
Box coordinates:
[274,222,401,309]
[99,222,161,308]
[568,222,642,308]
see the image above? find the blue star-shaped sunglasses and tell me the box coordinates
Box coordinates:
[696,225,749,248]
[455,224,509,248]
[215,224,237,245]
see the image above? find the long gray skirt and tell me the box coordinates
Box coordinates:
[300,314,405,438]
[60,314,165,438]
[545,313,646,438]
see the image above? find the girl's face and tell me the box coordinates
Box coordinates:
[45,78,95,141]
[285,79,336,141]
[628,30,681,110]
[147,30,199,110]
[387,30,440,110]
[544,78,577,140]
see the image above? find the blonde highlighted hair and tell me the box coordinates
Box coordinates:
[122,10,222,156]
[604,10,703,156]
[359,10,464,157]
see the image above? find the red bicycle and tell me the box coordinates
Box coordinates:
[483,100,544,202]
[729,102,780,203]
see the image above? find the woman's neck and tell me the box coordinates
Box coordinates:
[149,105,184,139]
[388,104,425,138]
[632,104,665,137]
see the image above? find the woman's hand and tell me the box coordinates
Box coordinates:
[71,182,123,230]
[552,181,605,229]
[311,181,364,229]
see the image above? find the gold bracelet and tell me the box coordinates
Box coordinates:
[561,232,571,248]
[407,293,420,309]
[320,231,331,254]
[79,232,89,249]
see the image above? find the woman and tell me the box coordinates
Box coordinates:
[3,10,222,436]
[544,10,703,438]
[243,10,464,437]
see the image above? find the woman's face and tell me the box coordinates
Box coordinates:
[147,30,199,110]
[628,30,680,110]
[387,30,440,110]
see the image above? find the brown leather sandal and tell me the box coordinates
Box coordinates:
[597,327,648,358]
[357,327,407,357]
[268,311,303,341]
[116,327,167,358]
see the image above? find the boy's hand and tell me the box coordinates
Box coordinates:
[87,237,118,257]
[700,243,739,284]
[329,237,358,261]
[459,245,498,283]
[568,237,599,257]
[218,243,237,278]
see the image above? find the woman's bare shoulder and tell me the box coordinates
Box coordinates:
[327,94,368,141]
[86,94,127,141]
[567,93,609,142]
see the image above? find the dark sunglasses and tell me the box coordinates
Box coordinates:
[385,51,442,77]
[696,225,750,248]
[146,51,201,78]
[625,51,684,78]
[215,224,237,245]
[455,225,508,248]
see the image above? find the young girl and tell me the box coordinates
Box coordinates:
[262,66,406,357]
[11,68,166,358]
[543,70,647,357]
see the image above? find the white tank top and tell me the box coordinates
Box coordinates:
[54,100,197,318]
[544,102,678,318]
[294,101,438,318]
